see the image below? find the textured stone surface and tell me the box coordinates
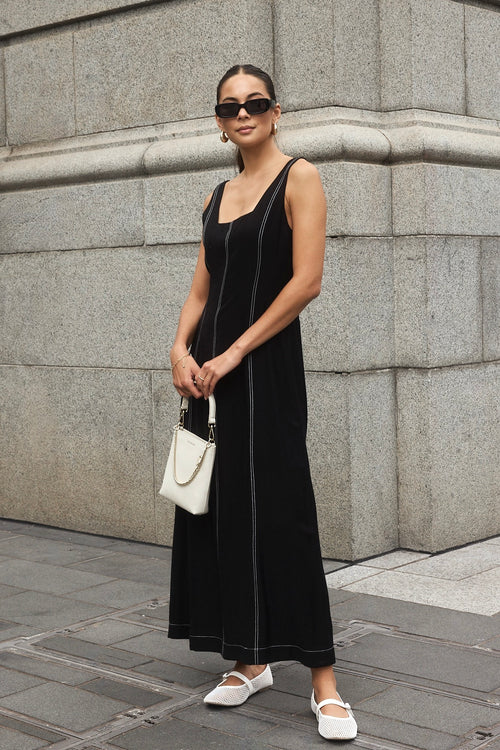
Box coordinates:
[0,728,48,750]
[319,161,392,237]
[392,164,500,236]
[0,666,45,698]
[359,685,500,736]
[145,161,391,244]
[0,591,114,629]
[74,1,272,134]
[275,0,379,111]
[273,0,334,111]
[0,245,197,369]
[394,236,482,367]
[344,567,500,616]
[380,0,465,113]
[5,31,75,145]
[0,558,111,594]
[306,370,398,560]
[302,237,394,372]
[144,168,231,245]
[0,0,148,36]
[0,652,94,686]
[465,4,500,119]
[0,366,156,542]
[0,682,130,731]
[341,633,500,691]
[80,677,170,707]
[401,541,500,580]
[69,579,167,608]
[330,591,500,644]
[397,364,500,552]
[0,52,5,145]
[482,237,500,361]
[0,180,143,252]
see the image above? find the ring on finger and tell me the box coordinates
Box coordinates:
[198,375,205,381]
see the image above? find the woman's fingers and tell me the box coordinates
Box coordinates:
[172,355,203,398]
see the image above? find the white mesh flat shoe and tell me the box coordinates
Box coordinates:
[311,690,358,740]
[204,665,273,706]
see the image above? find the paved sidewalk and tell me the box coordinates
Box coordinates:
[0,519,498,750]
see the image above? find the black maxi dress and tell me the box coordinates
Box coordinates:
[168,158,335,668]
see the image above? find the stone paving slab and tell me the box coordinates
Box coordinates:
[131,603,170,621]
[0,681,131,732]
[360,684,500,735]
[342,567,500,615]
[125,610,176,631]
[399,540,500,580]
[358,550,431,569]
[9,523,128,548]
[352,709,461,750]
[0,651,95,685]
[68,579,168,608]
[0,582,24,598]
[330,591,500,645]
[69,552,171,585]
[252,723,360,749]
[0,521,498,750]
[109,718,275,750]
[0,624,42,641]
[117,631,228,674]
[0,715,64,744]
[94,539,172,560]
[359,666,494,704]
[176,702,279,738]
[339,632,500,692]
[38,635,153,669]
[134,658,223,688]
[0,534,116,566]
[0,590,114,628]
[70,619,152,645]
[0,664,45,697]
[0,726,48,750]
[0,558,112,594]
[81,677,173,707]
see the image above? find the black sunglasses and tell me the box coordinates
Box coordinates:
[215,98,276,119]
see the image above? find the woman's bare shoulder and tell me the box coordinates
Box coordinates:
[287,158,324,197]
[288,157,321,181]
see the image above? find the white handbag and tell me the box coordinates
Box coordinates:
[159,395,216,515]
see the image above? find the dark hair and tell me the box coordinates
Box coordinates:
[216,64,277,173]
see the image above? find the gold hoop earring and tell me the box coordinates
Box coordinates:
[220,131,229,143]
[271,122,278,136]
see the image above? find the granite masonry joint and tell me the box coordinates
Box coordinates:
[0,0,171,41]
[1,107,498,190]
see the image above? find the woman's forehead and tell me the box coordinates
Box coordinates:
[219,74,268,101]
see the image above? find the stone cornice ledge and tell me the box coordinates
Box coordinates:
[0,108,499,191]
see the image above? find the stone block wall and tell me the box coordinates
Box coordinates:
[0,0,499,559]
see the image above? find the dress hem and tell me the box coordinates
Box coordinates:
[168,626,336,668]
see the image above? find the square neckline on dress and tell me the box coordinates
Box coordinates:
[216,158,296,225]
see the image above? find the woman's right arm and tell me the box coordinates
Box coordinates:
[170,237,210,398]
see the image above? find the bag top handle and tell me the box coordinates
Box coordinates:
[180,394,216,425]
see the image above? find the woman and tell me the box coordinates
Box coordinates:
[168,64,357,741]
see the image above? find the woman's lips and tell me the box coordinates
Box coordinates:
[237,126,254,134]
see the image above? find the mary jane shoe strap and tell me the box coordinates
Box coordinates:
[220,670,253,691]
[317,697,351,712]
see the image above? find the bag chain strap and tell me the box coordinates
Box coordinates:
[173,424,215,486]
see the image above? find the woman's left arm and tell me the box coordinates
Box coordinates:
[196,160,326,398]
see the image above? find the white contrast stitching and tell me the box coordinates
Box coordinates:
[247,159,298,663]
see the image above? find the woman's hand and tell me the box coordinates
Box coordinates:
[194,348,243,398]
[171,354,203,399]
